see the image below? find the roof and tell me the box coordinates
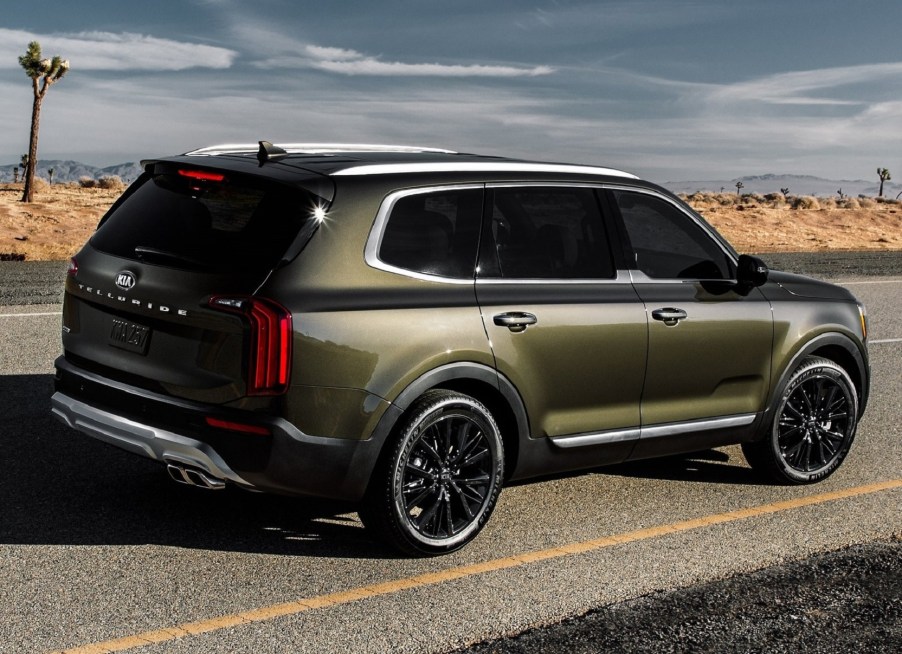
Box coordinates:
[181,142,639,180]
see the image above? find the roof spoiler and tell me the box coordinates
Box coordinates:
[257,140,289,165]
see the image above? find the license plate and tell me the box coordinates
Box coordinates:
[109,318,151,354]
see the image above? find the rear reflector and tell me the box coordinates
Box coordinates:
[209,296,292,396]
[205,416,271,436]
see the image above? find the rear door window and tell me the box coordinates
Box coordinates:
[479,186,615,279]
[91,166,321,274]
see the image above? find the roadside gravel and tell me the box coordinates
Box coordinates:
[456,539,902,654]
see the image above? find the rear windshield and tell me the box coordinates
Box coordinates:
[90,166,322,274]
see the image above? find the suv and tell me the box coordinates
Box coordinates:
[52,143,870,555]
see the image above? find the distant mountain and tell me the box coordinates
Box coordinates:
[663,173,901,199]
[0,160,143,184]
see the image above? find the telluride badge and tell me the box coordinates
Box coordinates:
[115,270,137,291]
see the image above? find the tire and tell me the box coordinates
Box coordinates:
[743,357,859,484]
[360,390,504,556]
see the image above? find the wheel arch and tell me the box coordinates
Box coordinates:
[770,332,869,423]
[373,362,530,482]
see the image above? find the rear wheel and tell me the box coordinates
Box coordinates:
[743,357,858,484]
[360,390,504,556]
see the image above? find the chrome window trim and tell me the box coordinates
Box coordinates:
[335,162,638,179]
[550,413,757,449]
[475,272,632,286]
[365,184,484,285]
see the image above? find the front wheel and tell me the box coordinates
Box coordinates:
[360,390,504,556]
[743,357,859,484]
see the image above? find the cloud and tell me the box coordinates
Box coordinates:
[0,28,237,71]
[255,43,554,78]
[707,62,902,107]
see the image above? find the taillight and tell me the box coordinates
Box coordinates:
[67,257,78,277]
[209,296,292,396]
[178,169,225,182]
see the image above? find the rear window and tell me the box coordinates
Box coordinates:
[90,166,322,274]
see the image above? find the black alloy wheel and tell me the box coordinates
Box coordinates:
[361,390,504,556]
[743,357,859,484]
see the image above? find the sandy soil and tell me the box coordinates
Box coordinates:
[1,183,900,261]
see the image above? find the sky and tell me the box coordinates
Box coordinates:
[1,0,901,183]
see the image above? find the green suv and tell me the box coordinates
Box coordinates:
[51,143,870,555]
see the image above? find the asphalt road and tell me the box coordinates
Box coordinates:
[0,255,900,654]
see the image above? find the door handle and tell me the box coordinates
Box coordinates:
[493,312,538,333]
[651,307,687,327]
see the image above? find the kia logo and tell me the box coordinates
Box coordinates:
[115,271,137,291]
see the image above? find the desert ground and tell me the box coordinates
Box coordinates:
[1,182,901,261]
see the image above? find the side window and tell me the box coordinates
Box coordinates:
[482,187,615,279]
[613,190,734,280]
[378,189,483,278]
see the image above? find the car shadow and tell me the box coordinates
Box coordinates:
[0,373,396,559]
[605,448,766,486]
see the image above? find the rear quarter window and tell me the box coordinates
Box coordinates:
[377,188,483,279]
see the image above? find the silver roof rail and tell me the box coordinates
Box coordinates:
[185,143,459,156]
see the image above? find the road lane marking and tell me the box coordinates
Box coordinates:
[48,479,902,654]
[0,311,62,318]
[839,279,902,285]
[871,338,902,344]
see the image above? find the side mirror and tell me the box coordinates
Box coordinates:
[737,254,769,288]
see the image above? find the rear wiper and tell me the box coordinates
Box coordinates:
[134,246,209,269]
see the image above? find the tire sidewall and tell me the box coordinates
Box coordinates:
[769,358,858,483]
[389,393,504,554]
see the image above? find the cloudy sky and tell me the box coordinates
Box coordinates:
[1,0,900,182]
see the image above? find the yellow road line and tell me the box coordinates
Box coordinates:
[51,479,902,654]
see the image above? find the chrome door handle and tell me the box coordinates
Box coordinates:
[651,308,687,326]
[493,312,538,333]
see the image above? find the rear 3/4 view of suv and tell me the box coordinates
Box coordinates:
[51,142,870,555]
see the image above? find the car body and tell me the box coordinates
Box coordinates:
[52,142,870,555]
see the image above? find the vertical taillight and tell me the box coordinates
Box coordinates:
[209,296,292,396]
[67,257,78,277]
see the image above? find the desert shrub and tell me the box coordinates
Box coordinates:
[791,196,820,210]
[764,193,787,208]
[0,253,26,261]
[97,175,125,190]
[857,197,876,209]
[78,176,97,188]
[30,177,49,192]
[837,198,860,209]
[716,193,738,206]
[743,193,765,205]
[820,198,837,209]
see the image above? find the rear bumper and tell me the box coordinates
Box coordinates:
[52,357,397,501]
[51,392,252,487]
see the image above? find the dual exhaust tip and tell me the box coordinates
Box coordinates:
[166,463,226,490]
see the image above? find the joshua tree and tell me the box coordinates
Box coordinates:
[836,188,845,200]
[877,168,891,197]
[18,41,69,203]
[48,167,54,185]
[780,187,790,198]
[735,181,744,195]
[13,167,19,183]
[20,154,28,184]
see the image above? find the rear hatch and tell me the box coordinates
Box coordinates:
[61,159,330,405]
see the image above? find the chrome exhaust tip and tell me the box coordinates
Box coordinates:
[166,463,226,490]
